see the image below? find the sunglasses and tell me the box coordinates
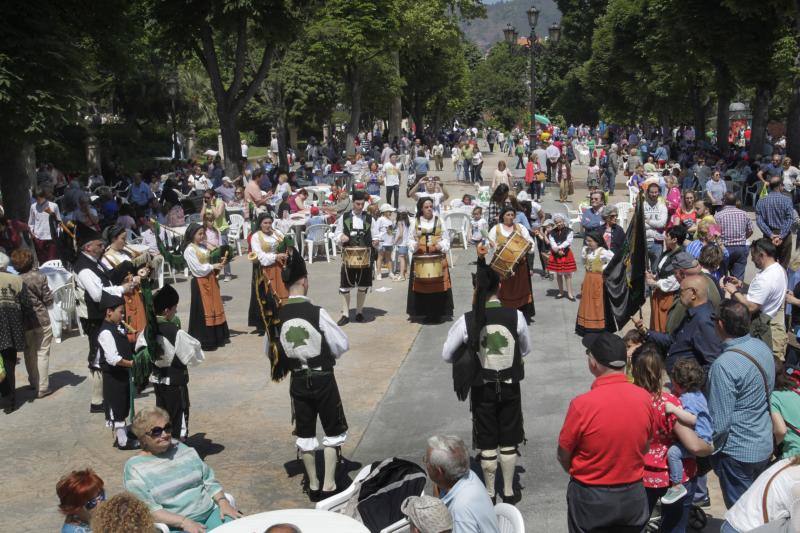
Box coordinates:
[85,490,106,510]
[146,423,172,438]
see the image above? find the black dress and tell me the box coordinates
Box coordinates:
[99,321,133,423]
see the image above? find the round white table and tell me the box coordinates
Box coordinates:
[213,509,369,533]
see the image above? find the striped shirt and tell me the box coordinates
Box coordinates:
[714,206,752,247]
[124,442,222,520]
[756,191,796,239]
[708,335,775,463]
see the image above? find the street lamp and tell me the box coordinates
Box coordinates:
[503,23,516,45]
[166,72,179,160]
[549,23,562,43]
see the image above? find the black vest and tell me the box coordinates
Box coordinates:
[464,305,524,384]
[343,211,373,248]
[656,246,682,280]
[98,321,133,379]
[154,320,189,386]
[75,253,112,320]
[277,299,335,371]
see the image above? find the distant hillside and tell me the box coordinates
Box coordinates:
[462,0,561,51]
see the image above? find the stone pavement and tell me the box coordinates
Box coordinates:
[4,146,731,531]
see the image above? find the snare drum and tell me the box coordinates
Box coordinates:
[413,253,444,280]
[490,232,531,279]
[342,246,371,269]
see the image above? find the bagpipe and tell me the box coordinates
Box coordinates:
[152,220,188,271]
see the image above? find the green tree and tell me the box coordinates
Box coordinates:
[471,43,529,129]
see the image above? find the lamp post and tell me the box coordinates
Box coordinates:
[526,6,539,143]
[166,72,179,160]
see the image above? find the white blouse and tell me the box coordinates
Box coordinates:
[251,230,284,267]
[183,244,215,278]
[581,247,614,270]
[488,223,535,248]
[409,216,450,253]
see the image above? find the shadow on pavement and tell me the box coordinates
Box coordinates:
[187,432,225,458]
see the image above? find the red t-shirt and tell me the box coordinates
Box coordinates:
[558,373,654,485]
[643,392,697,488]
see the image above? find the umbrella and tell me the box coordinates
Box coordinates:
[534,114,551,125]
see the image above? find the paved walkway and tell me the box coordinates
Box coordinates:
[3,146,729,531]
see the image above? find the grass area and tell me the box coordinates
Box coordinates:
[246,145,268,159]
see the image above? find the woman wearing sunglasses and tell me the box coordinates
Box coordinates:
[56,469,106,533]
[124,406,242,532]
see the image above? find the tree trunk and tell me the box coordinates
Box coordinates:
[413,95,424,138]
[689,82,706,138]
[750,84,771,160]
[390,51,402,144]
[787,2,800,162]
[277,112,289,169]
[0,139,36,221]
[217,108,241,178]
[288,124,299,150]
[715,64,732,156]
[346,66,361,156]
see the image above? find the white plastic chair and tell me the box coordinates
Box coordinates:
[52,283,82,342]
[227,216,244,255]
[40,259,63,269]
[185,213,203,224]
[495,502,525,533]
[615,201,632,229]
[443,212,470,250]
[155,493,236,533]
[380,518,411,533]
[562,203,583,235]
[744,181,763,207]
[628,184,640,206]
[315,464,373,512]
[328,224,339,257]
[303,223,331,263]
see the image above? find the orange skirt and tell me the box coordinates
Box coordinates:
[197,273,227,326]
[499,256,533,309]
[263,264,289,302]
[576,271,605,335]
[124,289,147,344]
[650,289,674,333]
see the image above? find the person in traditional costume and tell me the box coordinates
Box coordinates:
[150,284,204,441]
[488,206,535,323]
[182,223,230,350]
[333,190,378,325]
[547,213,577,300]
[247,212,289,336]
[575,230,615,336]
[407,197,454,322]
[97,292,138,450]
[271,248,349,501]
[442,252,530,504]
[646,224,687,332]
[101,225,151,344]
[73,222,136,414]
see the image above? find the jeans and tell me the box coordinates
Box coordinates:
[463,161,472,181]
[667,444,687,484]
[516,155,524,169]
[720,521,740,533]
[694,474,709,503]
[724,245,749,280]
[530,181,543,201]
[647,241,663,273]
[712,453,770,508]
[472,163,483,183]
[605,168,616,194]
[386,185,399,208]
[645,477,698,533]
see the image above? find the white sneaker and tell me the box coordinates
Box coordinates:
[660,484,687,505]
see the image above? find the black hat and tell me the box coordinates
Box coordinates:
[468,256,501,351]
[281,247,307,287]
[582,332,627,369]
[100,291,124,311]
[75,222,103,248]
[153,284,179,315]
[107,260,135,286]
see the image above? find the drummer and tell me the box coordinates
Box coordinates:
[101,225,151,343]
[333,190,379,325]
[407,197,454,323]
[487,207,536,323]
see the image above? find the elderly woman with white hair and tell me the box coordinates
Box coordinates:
[601,205,626,255]
[124,406,242,532]
[424,435,499,532]
[0,251,31,413]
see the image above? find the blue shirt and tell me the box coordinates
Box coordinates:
[129,182,152,207]
[648,301,721,373]
[679,391,712,442]
[414,156,429,174]
[756,191,795,238]
[580,207,604,232]
[62,523,90,533]
[709,335,775,463]
[440,470,499,533]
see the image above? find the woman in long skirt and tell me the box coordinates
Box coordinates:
[247,213,289,335]
[575,231,614,336]
[488,207,535,323]
[182,223,230,350]
[101,225,149,343]
[547,214,577,300]
[407,197,454,322]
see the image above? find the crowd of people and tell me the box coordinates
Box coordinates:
[5,120,800,532]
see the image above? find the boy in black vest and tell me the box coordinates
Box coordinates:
[97,292,138,450]
[442,255,531,504]
[274,248,350,501]
[333,190,379,324]
[151,284,204,441]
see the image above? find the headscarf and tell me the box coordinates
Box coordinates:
[183,223,203,250]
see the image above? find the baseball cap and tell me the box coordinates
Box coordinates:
[310,206,320,216]
[380,203,396,213]
[401,495,452,533]
[582,332,627,369]
[672,251,699,270]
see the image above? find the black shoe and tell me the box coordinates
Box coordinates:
[320,488,339,500]
[90,403,104,413]
[307,488,323,502]
[114,439,141,451]
[694,497,711,508]
[355,313,364,322]
[500,491,522,505]
[337,316,350,326]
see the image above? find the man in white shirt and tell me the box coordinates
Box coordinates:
[382,153,402,209]
[28,188,61,263]
[433,141,445,172]
[533,143,548,179]
[241,139,249,158]
[545,142,561,182]
[380,142,394,165]
[269,133,279,157]
[723,237,788,359]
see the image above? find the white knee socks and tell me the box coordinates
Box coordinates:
[499,447,517,497]
[323,446,338,492]
[341,292,351,318]
[115,427,128,447]
[480,450,498,497]
[356,290,366,314]
[301,451,319,491]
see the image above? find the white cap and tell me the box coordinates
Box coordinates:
[379,203,396,213]
[516,190,530,202]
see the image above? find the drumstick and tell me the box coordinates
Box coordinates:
[59,221,75,240]
[221,250,229,265]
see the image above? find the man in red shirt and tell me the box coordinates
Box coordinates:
[557,332,654,532]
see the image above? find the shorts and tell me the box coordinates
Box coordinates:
[470,382,524,449]
[290,371,348,439]
[381,245,394,253]
[396,246,408,256]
